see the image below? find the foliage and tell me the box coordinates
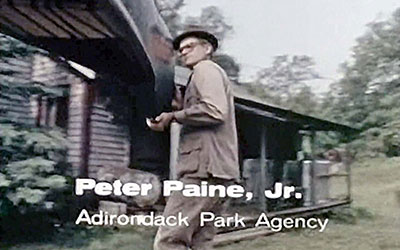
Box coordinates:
[0,123,69,216]
[212,53,241,81]
[322,8,400,158]
[0,35,71,240]
[245,8,400,158]
[0,34,38,58]
[183,6,240,78]
[0,34,41,58]
[246,55,321,115]
[155,2,242,82]
[154,0,185,37]
[183,6,233,47]
[285,85,319,115]
[254,55,320,102]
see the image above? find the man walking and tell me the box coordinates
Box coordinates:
[149,30,240,250]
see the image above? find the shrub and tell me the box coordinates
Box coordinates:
[0,123,71,241]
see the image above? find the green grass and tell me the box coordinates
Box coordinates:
[218,157,400,250]
[3,157,400,250]
[3,226,157,250]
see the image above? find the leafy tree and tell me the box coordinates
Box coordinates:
[183,6,233,47]
[156,2,241,80]
[183,6,240,79]
[325,8,400,158]
[154,0,185,37]
[248,55,320,110]
[212,53,240,81]
[286,85,319,115]
[156,2,233,47]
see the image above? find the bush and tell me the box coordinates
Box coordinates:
[0,123,72,241]
[0,35,75,242]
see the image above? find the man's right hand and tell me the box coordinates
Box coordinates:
[147,112,175,132]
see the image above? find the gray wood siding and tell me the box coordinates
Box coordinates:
[66,80,130,177]
[88,103,130,178]
[66,79,85,176]
[2,54,132,178]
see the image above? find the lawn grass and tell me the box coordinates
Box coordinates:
[218,157,400,250]
[3,226,157,250]
[3,157,400,250]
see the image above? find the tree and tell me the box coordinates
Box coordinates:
[184,6,233,47]
[156,3,241,83]
[212,53,240,81]
[250,55,321,108]
[156,2,234,46]
[173,5,241,79]
[185,6,239,78]
[286,85,319,115]
[154,0,185,37]
[324,8,400,157]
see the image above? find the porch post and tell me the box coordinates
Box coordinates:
[346,152,352,201]
[310,130,316,205]
[169,121,181,180]
[259,124,267,211]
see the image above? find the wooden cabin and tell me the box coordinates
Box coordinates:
[0,0,175,180]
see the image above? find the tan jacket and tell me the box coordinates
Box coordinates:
[174,60,240,180]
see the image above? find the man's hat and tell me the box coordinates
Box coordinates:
[172,30,218,51]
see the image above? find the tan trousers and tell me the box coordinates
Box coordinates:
[153,177,227,250]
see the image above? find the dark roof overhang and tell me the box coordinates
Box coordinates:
[235,97,359,134]
[0,0,172,85]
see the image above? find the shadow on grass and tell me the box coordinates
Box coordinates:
[1,213,157,250]
[326,206,374,224]
[0,214,113,249]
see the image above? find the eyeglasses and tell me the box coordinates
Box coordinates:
[178,42,202,54]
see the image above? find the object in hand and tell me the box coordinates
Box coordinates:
[146,118,159,127]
